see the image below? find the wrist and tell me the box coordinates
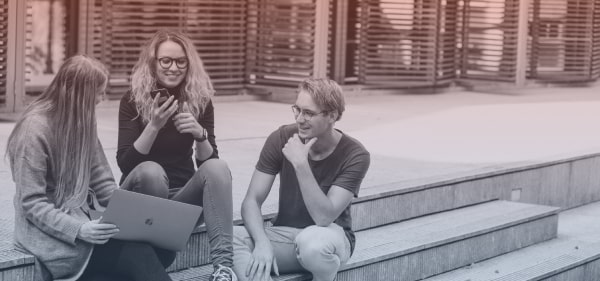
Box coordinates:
[292,159,310,170]
[194,128,208,142]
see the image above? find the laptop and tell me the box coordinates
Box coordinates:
[90,189,203,251]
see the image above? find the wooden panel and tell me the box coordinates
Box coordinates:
[528,0,599,82]
[0,0,7,106]
[245,0,316,88]
[592,0,600,79]
[458,0,520,82]
[91,0,246,97]
[359,0,459,87]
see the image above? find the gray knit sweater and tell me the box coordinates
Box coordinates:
[9,114,117,281]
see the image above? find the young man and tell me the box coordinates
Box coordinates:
[232,78,370,281]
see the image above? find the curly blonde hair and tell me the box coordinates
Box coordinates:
[130,30,214,123]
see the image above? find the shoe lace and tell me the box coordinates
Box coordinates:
[212,265,237,281]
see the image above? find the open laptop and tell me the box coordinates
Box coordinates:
[90,189,203,251]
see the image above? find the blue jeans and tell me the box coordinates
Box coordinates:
[120,159,234,268]
[232,224,351,281]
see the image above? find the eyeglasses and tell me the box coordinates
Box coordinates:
[291,105,327,121]
[157,57,189,69]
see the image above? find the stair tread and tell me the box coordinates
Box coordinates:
[424,239,600,281]
[424,201,600,281]
[0,242,35,270]
[347,200,557,267]
[171,200,558,281]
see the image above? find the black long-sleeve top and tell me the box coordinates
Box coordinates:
[116,89,218,188]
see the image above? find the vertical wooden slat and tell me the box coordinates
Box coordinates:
[435,0,460,84]
[0,0,9,110]
[515,0,529,86]
[5,0,26,113]
[330,0,348,83]
[78,0,91,55]
[313,0,329,78]
[593,0,600,79]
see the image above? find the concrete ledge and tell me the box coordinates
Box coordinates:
[0,243,34,281]
[358,151,600,213]
[171,201,559,281]
[424,241,600,281]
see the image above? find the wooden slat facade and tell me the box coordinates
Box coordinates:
[91,0,247,97]
[458,0,520,82]
[528,0,600,82]
[4,0,599,112]
[0,0,7,106]
[358,0,459,87]
[245,0,317,87]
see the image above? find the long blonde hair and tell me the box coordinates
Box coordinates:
[130,30,214,123]
[7,55,108,210]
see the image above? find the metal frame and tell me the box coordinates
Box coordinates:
[331,0,348,83]
[515,0,529,86]
[313,0,329,79]
[5,0,25,113]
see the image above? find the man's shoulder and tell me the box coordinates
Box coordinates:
[266,124,297,142]
[339,131,370,157]
[276,123,298,136]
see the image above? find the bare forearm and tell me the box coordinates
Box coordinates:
[294,162,336,226]
[195,139,214,161]
[241,199,271,245]
[133,125,160,154]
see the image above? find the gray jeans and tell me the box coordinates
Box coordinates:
[120,159,234,268]
[233,224,351,281]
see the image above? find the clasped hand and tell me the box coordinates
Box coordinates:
[77,218,119,244]
[282,134,317,167]
[149,95,204,139]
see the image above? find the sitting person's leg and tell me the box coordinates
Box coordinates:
[171,159,234,275]
[120,161,169,198]
[294,224,351,281]
[233,225,305,281]
[83,239,173,281]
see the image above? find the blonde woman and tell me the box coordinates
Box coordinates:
[117,30,236,281]
[7,55,173,281]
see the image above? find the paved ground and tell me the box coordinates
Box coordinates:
[1,85,600,224]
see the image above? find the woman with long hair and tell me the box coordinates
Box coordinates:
[117,30,236,281]
[7,55,173,281]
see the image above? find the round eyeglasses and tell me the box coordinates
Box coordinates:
[157,57,189,70]
[291,105,327,121]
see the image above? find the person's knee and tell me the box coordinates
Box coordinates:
[295,225,337,250]
[197,159,231,183]
[129,161,168,197]
[133,161,166,179]
[295,226,342,270]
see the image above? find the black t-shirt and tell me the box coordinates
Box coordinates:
[116,89,218,188]
[256,124,370,253]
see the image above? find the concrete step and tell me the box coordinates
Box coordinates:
[423,240,600,281]
[169,200,559,281]
[0,242,34,281]
[167,175,509,271]
[422,201,600,281]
